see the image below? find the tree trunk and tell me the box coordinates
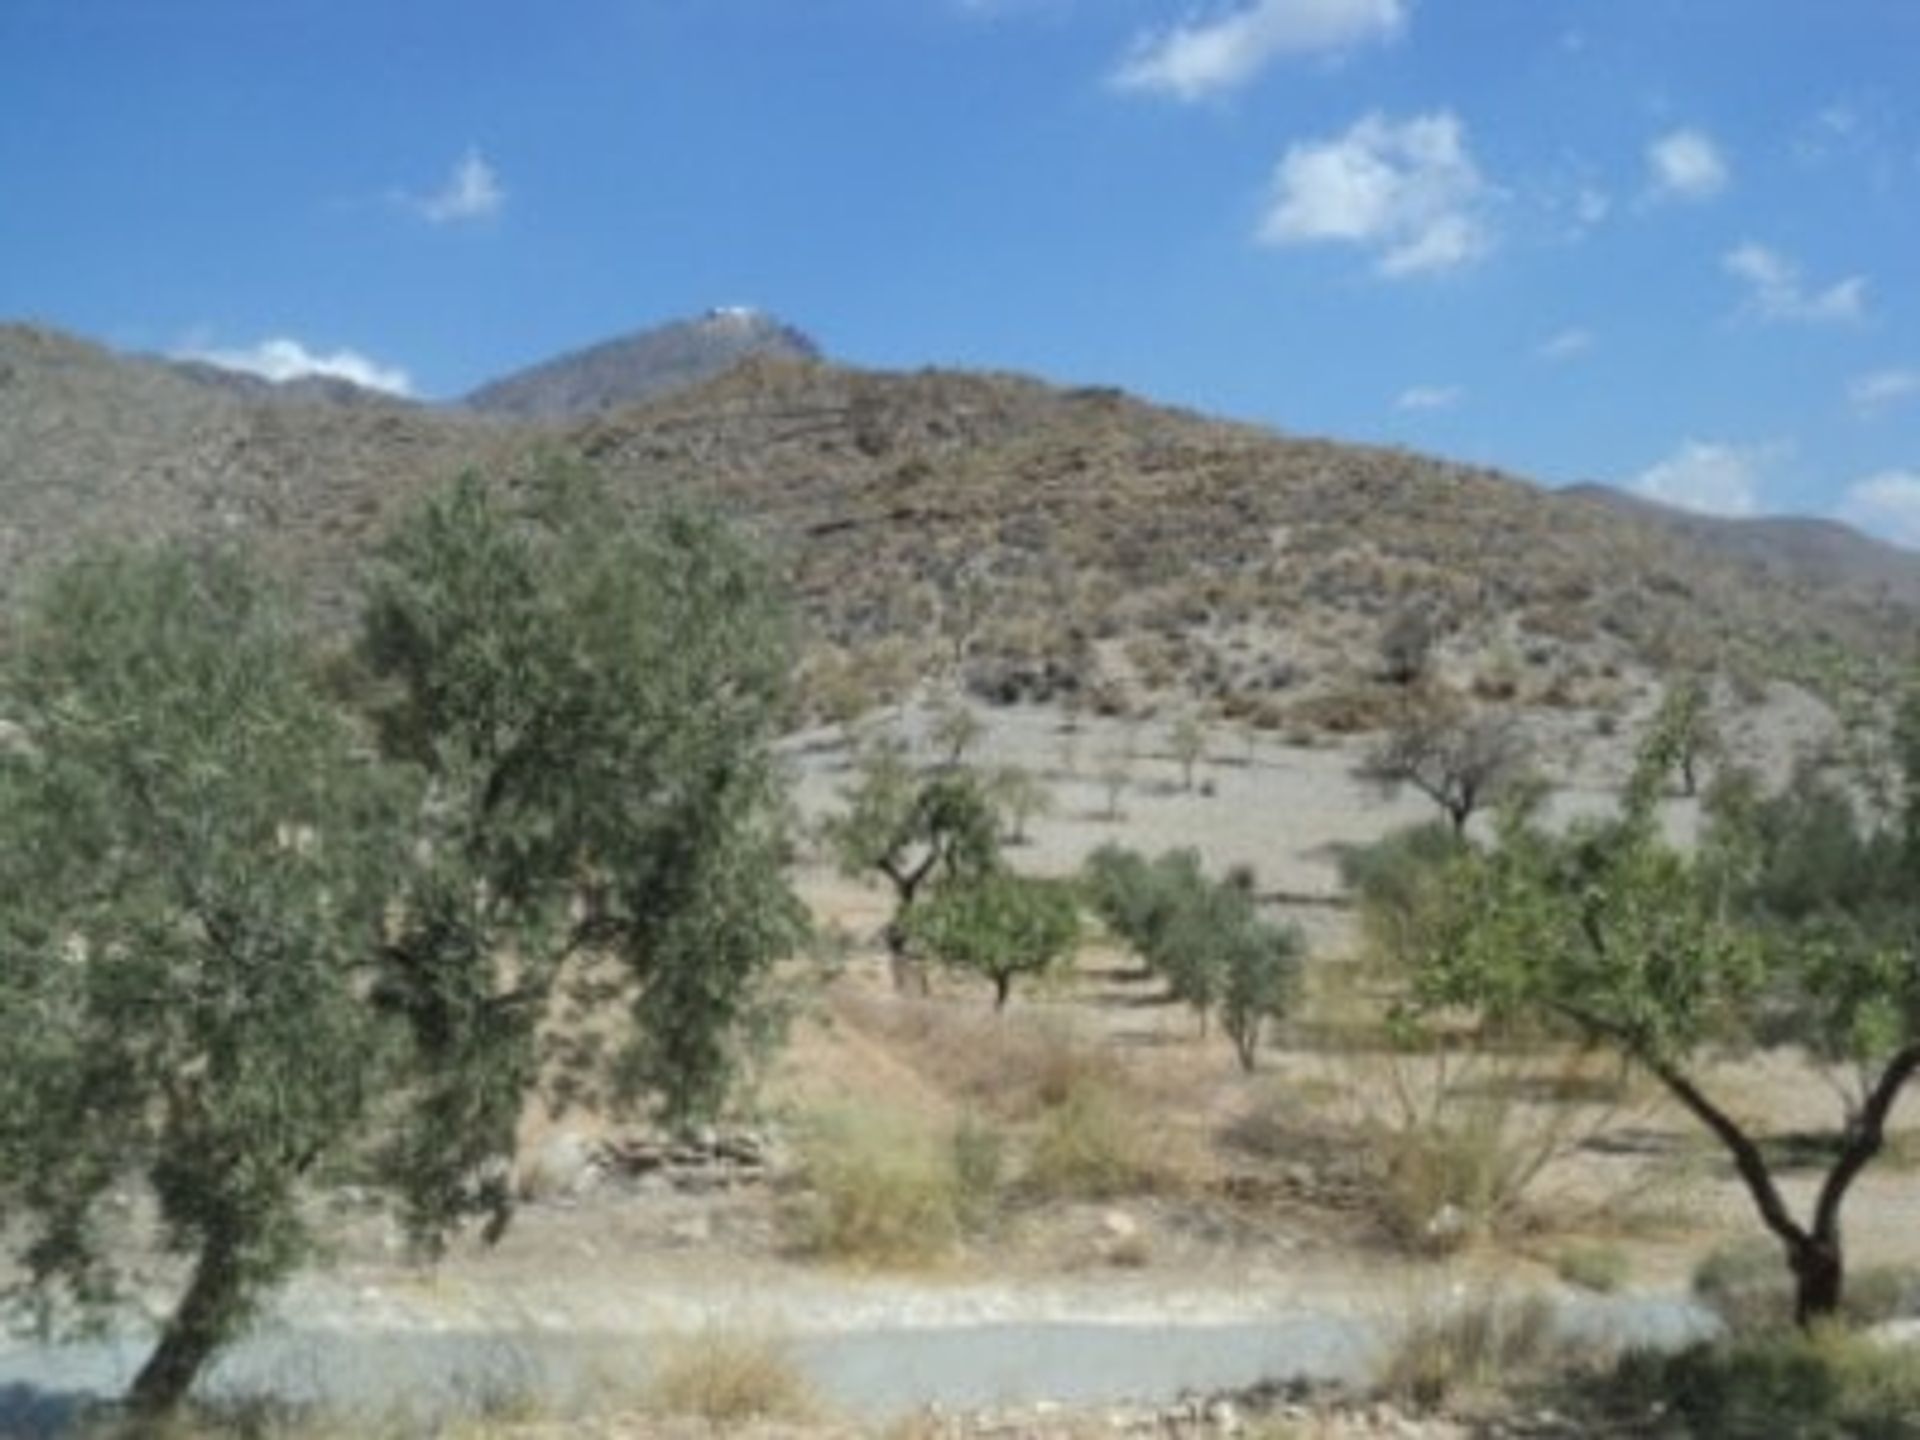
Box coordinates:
[126,1229,246,1423]
[883,921,928,996]
[1232,1020,1259,1072]
[1790,1233,1844,1326]
[993,973,1012,1010]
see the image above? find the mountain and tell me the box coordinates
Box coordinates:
[462,308,822,419]
[1564,483,1920,614]
[2,318,1913,728]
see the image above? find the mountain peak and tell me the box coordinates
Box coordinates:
[462,309,821,419]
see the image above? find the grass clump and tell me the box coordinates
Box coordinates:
[1554,1241,1631,1293]
[1377,1290,1567,1413]
[645,1327,819,1427]
[789,1104,962,1267]
[1023,1071,1164,1201]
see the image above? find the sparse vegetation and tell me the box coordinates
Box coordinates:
[644,1328,819,1427]
[789,1105,963,1267]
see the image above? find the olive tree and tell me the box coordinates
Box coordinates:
[1083,846,1302,1060]
[904,871,1081,1009]
[0,549,411,1421]
[359,472,806,1246]
[1406,740,1920,1326]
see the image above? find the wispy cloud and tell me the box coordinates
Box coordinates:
[404,148,505,224]
[1395,384,1464,412]
[1536,328,1593,362]
[1258,111,1494,278]
[1113,0,1405,101]
[1849,368,1920,414]
[1645,127,1729,202]
[177,337,413,395]
[1839,471,1920,548]
[1630,439,1782,517]
[1724,243,1866,324]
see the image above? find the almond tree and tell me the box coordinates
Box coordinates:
[1407,739,1920,1326]
[1363,696,1527,836]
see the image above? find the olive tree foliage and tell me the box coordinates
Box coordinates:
[1403,734,1920,1327]
[904,871,1081,1009]
[0,549,412,1421]
[359,472,806,1247]
[1362,695,1528,836]
[823,747,1000,993]
[1083,846,1303,1064]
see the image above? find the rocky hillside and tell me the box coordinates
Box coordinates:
[1,319,1912,728]
[463,307,821,418]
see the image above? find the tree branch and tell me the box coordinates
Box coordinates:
[1812,1042,1920,1242]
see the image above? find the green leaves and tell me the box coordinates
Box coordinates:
[362,470,804,1242]
[0,546,408,1368]
[0,473,808,1413]
[1082,845,1303,1062]
[904,871,1080,1008]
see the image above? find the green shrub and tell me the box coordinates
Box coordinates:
[1603,1330,1920,1439]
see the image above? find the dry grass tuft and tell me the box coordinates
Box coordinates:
[643,1327,819,1428]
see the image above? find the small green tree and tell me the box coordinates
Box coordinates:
[905,872,1081,1009]
[987,763,1053,845]
[1217,872,1305,1072]
[825,748,1001,993]
[0,548,410,1421]
[1648,674,1720,797]
[1083,847,1301,1057]
[928,688,986,767]
[1405,738,1920,1327]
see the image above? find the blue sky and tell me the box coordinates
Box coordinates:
[4,1,1919,543]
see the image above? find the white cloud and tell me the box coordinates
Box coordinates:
[408,148,504,224]
[1395,384,1463,412]
[180,337,413,396]
[1849,369,1920,414]
[1646,128,1729,201]
[1113,0,1405,101]
[1536,328,1593,361]
[1575,186,1611,226]
[1630,440,1778,517]
[1724,242,1867,324]
[1258,111,1494,278]
[1839,471,1920,548]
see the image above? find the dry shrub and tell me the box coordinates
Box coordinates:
[1329,1015,1636,1255]
[644,1328,819,1427]
[787,1104,961,1267]
[1377,1289,1570,1412]
[1022,1070,1164,1200]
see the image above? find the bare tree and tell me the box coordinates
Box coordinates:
[1363,697,1528,835]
